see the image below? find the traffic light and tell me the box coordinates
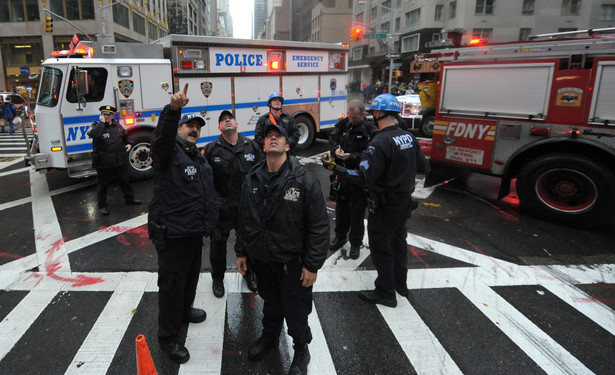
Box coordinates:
[351,26,363,42]
[44,16,53,33]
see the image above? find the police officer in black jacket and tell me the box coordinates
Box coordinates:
[254,93,300,150]
[148,84,219,364]
[328,99,379,259]
[235,123,329,375]
[322,94,429,308]
[204,109,262,297]
[88,105,142,215]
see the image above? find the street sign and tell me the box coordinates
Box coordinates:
[386,53,400,59]
[365,33,387,39]
[393,63,402,69]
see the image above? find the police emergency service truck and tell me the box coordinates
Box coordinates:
[29,35,348,181]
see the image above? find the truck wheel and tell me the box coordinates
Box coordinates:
[127,130,155,182]
[419,115,434,138]
[295,115,315,151]
[516,154,615,227]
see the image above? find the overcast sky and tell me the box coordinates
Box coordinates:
[230,0,253,39]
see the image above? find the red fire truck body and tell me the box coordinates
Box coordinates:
[423,30,615,226]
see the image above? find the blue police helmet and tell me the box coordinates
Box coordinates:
[368,94,401,113]
[267,92,284,106]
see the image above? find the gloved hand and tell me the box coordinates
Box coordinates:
[321,152,337,171]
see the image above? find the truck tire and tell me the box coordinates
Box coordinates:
[419,115,434,138]
[127,130,155,182]
[295,115,315,151]
[516,154,615,227]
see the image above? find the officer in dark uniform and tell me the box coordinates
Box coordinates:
[322,94,429,308]
[88,105,142,215]
[328,99,379,259]
[148,84,219,364]
[235,123,329,374]
[204,109,262,297]
[254,93,300,150]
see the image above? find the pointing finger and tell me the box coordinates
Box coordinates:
[182,83,189,95]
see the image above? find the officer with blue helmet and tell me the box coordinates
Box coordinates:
[254,93,300,150]
[322,93,429,307]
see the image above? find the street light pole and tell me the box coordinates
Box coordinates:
[99,1,122,42]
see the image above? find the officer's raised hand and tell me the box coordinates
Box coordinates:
[170,83,190,110]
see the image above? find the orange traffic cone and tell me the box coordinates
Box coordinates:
[136,334,158,375]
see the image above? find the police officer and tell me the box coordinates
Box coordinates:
[204,109,262,297]
[322,94,428,307]
[88,105,141,215]
[254,93,300,150]
[235,123,329,374]
[148,84,219,364]
[328,99,379,259]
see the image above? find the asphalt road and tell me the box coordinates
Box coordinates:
[0,130,614,375]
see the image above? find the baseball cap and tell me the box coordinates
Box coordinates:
[264,123,288,139]
[218,110,234,123]
[178,113,205,128]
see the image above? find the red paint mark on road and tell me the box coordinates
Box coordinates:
[0,252,24,259]
[595,298,615,305]
[340,276,347,281]
[117,235,130,246]
[572,297,595,303]
[24,273,43,287]
[37,236,105,287]
[25,182,32,187]
[464,240,514,278]
[410,246,430,268]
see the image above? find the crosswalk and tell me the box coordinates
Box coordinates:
[0,149,614,374]
[0,124,32,160]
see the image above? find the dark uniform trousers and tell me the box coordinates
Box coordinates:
[334,182,367,245]
[367,194,412,300]
[96,165,134,208]
[210,208,255,281]
[251,258,313,345]
[157,236,203,339]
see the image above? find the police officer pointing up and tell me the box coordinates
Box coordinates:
[322,94,429,308]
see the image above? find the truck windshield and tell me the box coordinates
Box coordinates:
[36,67,63,107]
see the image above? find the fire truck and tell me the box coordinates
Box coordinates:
[28,35,348,180]
[421,29,615,227]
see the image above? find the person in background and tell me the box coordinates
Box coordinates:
[88,105,142,215]
[1,97,16,134]
[254,93,300,150]
[204,109,262,297]
[235,123,329,375]
[328,99,379,259]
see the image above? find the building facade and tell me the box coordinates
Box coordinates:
[349,0,615,88]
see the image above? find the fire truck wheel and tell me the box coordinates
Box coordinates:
[127,130,155,182]
[516,154,615,227]
[294,115,315,151]
[419,115,434,138]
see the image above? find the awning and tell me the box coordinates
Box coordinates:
[348,64,371,70]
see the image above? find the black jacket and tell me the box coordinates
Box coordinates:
[148,105,219,239]
[88,119,132,169]
[328,117,379,169]
[204,133,263,211]
[254,111,300,149]
[337,125,429,194]
[236,156,329,273]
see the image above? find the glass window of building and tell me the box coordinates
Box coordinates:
[405,8,421,27]
[601,4,615,20]
[113,4,130,28]
[382,1,391,14]
[371,7,377,20]
[449,1,456,19]
[561,0,581,15]
[26,0,40,21]
[51,0,63,16]
[435,4,443,20]
[522,0,534,15]
[355,12,363,24]
[11,0,26,22]
[353,48,362,61]
[519,28,532,40]
[472,28,493,40]
[475,0,495,15]
[0,2,10,22]
[66,0,80,20]
[402,34,419,53]
[395,17,400,32]
[82,0,95,19]
[134,13,146,35]
[382,21,390,33]
[149,22,158,41]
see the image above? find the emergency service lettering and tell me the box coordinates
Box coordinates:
[215,53,263,67]
[392,134,414,150]
[446,122,491,139]
[66,125,91,141]
[292,55,323,68]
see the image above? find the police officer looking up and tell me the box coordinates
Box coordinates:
[328,99,379,259]
[254,93,300,150]
[235,123,329,375]
[322,94,429,308]
[204,110,262,297]
[148,84,220,364]
[88,105,142,216]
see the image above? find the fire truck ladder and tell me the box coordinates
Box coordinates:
[425,27,615,64]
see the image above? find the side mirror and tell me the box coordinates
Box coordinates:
[76,69,89,96]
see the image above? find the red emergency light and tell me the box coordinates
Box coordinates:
[181,60,193,70]
[124,116,135,126]
[271,61,280,70]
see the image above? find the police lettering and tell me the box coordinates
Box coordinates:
[392,134,414,150]
[215,53,263,67]
[67,125,91,142]
[445,122,491,139]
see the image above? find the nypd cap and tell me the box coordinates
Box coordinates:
[178,114,205,128]
[99,105,117,114]
[218,110,234,124]
[264,123,288,139]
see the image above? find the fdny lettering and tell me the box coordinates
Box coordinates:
[215,53,263,67]
[445,122,491,139]
[67,125,91,142]
[392,134,414,150]
[284,187,300,202]
[184,165,198,177]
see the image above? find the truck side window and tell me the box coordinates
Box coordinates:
[66,67,108,103]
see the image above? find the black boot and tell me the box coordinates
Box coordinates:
[329,236,347,251]
[159,338,190,364]
[349,244,360,260]
[244,272,258,292]
[212,278,225,298]
[289,343,310,375]
[248,336,278,361]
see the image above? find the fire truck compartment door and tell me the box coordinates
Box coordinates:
[589,61,615,125]
[139,62,172,110]
[234,76,279,137]
[440,63,554,119]
[320,74,347,131]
